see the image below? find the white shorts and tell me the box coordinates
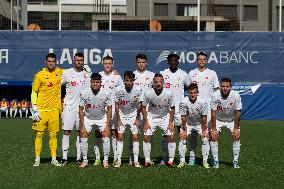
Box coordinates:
[62,108,80,131]
[21,108,28,111]
[144,114,173,136]
[182,124,209,136]
[84,116,107,133]
[0,107,8,111]
[216,119,239,133]
[117,115,139,135]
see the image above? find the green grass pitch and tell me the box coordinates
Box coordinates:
[0,119,283,188]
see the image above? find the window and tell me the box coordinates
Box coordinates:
[154,3,168,16]
[244,5,258,21]
[215,5,237,20]
[28,0,57,4]
[177,4,198,16]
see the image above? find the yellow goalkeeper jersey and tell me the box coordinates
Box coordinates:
[32,67,63,110]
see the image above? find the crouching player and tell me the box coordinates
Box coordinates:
[79,73,112,168]
[210,78,242,168]
[114,71,142,168]
[177,83,210,168]
[142,73,176,167]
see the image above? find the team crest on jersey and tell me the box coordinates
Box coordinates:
[71,81,77,86]
[217,106,223,111]
[48,82,53,87]
[121,99,127,106]
[166,83,171,88]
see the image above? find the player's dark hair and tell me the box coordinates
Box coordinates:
[46,53,56,60]
[188,83,198,91]
[154,73,163,78]
[103,55,114,62]
[136,54,147,61]
[220,77,232,86]
[90,73,102,81]
[197,51,207,59]
[74,52,84,58]
[167,53,180,60]
[124,71,135,80]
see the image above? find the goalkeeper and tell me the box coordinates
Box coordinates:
[31,53,63,167]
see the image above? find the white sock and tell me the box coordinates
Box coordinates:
[188,132,197,161]
[102,137,110,162]
[25,110,28,117]
[201,138,210,163]
[80,138,88,163]
[210,141,219,162]
[62,134,70,160]
[129,137,133,162]
[143,141,151,162]
[76,135,81,161]
[161,136,169,162]
[189,151,195,161]
[6,110,8,117]
[112,136,117,161]
[168,142,176,162]
[94,137,102,160]
[133,141,139,163]
[116,141,123,162]
[19,110,22,117]
[51,156,56,161]
[178,140,187,163]
[35,156,40,161]
[233,140,241,162]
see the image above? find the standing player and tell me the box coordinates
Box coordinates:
[186,51,219,165]
[60,53,91,166]
[210,78,242,168]
[0,98,9,118]
[142,73,176,167]
[97,56,123,165]
[31,53,63,167]
[9,99,18,117]
[114,71,142,168]
[159,53,187,165]
[19,99,29,118]
[177,83,210,168]
[79,73,112,168]
[133,54,155,93]
[131,54,154,164]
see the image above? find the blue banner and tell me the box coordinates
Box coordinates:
[0,31,283,120]
[1,31,284,84]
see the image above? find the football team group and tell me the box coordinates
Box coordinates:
[30,51,242,169]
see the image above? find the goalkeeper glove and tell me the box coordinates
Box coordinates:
[83,65,92,73]
[30,105,41,122]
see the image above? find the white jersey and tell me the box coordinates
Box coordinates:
[133,70,155,93]
[115,85,142,116]
[79,88,113,120]
[99,71,123,95]
[160,68,187,102]
[142,88,175,118]
[180,96,208,126]
[211,90,242,122]
[61,68,91,110]
[186,68,219,100]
